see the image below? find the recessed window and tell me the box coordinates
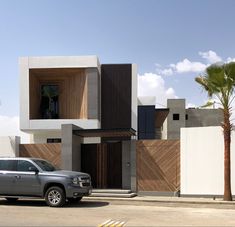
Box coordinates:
[185,114,188,120]
[173,113,180,120]
[41,85,59,119]
[47,138,61,143]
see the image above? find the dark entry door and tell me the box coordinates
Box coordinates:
[81,142,122,189]
[81,144,98,188]
[107,142,122,188]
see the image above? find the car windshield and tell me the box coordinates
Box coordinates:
[33,159,59,172]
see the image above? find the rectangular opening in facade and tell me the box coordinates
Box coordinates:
[29,68,88,120]
[173,113,180,120]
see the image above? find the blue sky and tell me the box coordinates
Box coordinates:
[0,0,235,138]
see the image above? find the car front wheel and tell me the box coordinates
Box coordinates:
[45,186,66,207]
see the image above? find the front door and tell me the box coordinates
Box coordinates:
[81,142,122,189]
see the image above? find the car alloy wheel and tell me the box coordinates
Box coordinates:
[45,186,65,207]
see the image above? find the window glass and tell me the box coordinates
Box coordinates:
[0,160,17,171]
[17,160,38,172]
[173,113,180,120]
[185,114,188,120]
[33,159,58,172]
[41,85,59,119]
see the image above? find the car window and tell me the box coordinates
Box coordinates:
[0,160,17,171]
[17,160,38,172]
[33,159,58,171]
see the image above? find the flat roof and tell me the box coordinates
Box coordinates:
[73,128,136,138]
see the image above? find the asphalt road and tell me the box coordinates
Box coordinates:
[0,198,235,226]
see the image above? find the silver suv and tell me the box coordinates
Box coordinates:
[0,157,92,207]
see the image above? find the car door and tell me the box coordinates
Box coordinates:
[0,160,17,195]
[14,160,42,196]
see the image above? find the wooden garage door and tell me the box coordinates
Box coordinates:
[137,140,180,192]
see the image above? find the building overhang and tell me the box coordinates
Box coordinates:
[155,108,170,128]
[73,128,136,138]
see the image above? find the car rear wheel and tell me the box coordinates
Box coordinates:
[45,186,66,207]
[5,197,18,202]
[67,197,82,203]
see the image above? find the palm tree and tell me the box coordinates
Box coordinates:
[195,62,235,201]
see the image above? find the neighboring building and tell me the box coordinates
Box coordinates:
[137,98,223,140]
[166,99,223,139]
[19,56,137,191]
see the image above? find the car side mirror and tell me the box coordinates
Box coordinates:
[29,166,39,174]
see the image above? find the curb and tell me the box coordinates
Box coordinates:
[84,196,235,206]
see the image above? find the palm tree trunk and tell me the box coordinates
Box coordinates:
[223,108,232,201]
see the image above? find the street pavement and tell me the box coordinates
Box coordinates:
[0,197,235,226]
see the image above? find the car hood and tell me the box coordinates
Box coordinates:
[43,170,90,178]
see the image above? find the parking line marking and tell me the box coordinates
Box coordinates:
[98,219,126,227]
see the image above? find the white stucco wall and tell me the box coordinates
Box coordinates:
[32,131,61,143]
[0,136,20,157]
[181,126,235,196]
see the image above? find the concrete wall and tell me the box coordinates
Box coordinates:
[181,126,235,196]
[122,141,131,189]
[0,136,20,157]
[167,99,186,139]
[32,130,61,143]
[132,64,138,132]
[186,109,223,127]
[130,140,137,192]
[61,124,82,171]
[87,68,100,120]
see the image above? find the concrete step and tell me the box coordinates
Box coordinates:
[92,189,132,194]
[90,192,137,198]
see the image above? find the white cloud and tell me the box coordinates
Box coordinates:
[155,50,235,76]
[156,68,174,76]
[186,103,197,108]
[226,57,235,63]
[170,58,207,73]
[0,115,30,143]
[199,50,222,64]
[138,73,177,107]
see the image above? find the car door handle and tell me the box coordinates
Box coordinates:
[14,175,21,179]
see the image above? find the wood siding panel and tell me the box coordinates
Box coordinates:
[19,143,61,168]
[137,140,180,192]
[101,64,132,129]
[29,68,87,119]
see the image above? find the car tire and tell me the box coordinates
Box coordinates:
[5,197,18,202]
[67,197,82,203]
[45,186,66,207]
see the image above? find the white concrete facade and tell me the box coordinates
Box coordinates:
[19,56,101,133]
[181,126,235,196]
[0,136,20,157]
[132,64,138,132]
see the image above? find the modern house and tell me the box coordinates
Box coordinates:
[19,56,137,191]
[17,55,227,197]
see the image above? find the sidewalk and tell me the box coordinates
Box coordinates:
[84,195,235,205]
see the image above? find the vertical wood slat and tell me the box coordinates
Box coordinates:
[19,143,61,168]
[137,140,180,192]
